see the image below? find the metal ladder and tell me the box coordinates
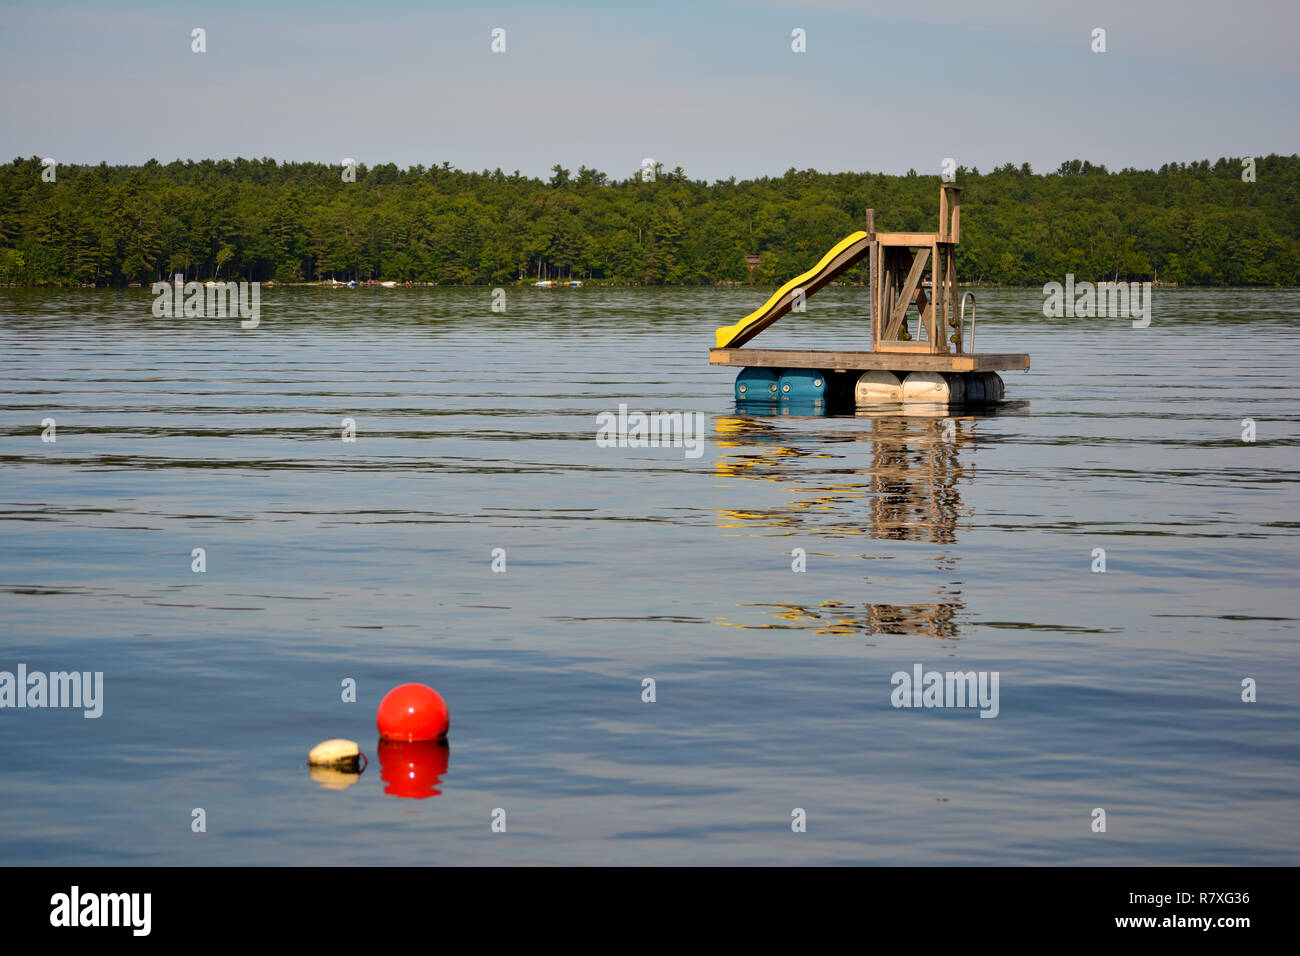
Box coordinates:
[958,292,977,353]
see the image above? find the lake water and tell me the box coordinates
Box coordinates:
[1,285,1297,865]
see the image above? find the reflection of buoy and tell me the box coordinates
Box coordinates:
[310,765,362,790]
[378,738,450,799]
[377,683,449,741]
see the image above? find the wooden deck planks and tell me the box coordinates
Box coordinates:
[709,348,1030,373]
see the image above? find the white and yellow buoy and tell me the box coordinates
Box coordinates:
[307,738,367,790]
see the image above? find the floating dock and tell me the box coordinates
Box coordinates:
[711,185,1030,405]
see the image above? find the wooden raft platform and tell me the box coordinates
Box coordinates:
[709,348,1029,373]
[713,186,1032,386]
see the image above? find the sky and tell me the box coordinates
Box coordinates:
[1,0,1296,180]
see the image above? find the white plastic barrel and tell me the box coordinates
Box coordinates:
[902,371,955,403]
[855,370,903,404]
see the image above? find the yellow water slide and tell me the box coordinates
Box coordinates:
[714,231,872,349]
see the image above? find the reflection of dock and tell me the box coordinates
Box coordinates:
[722,598,961,639]
[714,413,972,544]
[866,599,958,639]
[713,410,1003,641]
[864,415,965,545]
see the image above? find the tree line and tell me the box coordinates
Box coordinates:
[1,154,1296,287]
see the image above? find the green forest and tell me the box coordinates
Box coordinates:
[1,154,1297,287]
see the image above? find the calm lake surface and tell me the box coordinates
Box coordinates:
[1,285,1297,865]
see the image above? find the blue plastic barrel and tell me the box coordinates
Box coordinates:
[735,367,780,402]
[778,369,828,400]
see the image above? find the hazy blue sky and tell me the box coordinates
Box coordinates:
[2,0,1296,179]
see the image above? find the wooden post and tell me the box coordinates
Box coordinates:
[882,249,895,341]
[947,248,958,352]
[929,240,941,351]
[866,209,876,347]
[939,184,963,243]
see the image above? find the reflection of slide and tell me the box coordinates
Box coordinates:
[715,231,871,348]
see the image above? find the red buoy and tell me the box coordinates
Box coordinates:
[377,682,449,741]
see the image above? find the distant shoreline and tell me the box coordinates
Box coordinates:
[1,279,1208,290]
[4,155,1295,288]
